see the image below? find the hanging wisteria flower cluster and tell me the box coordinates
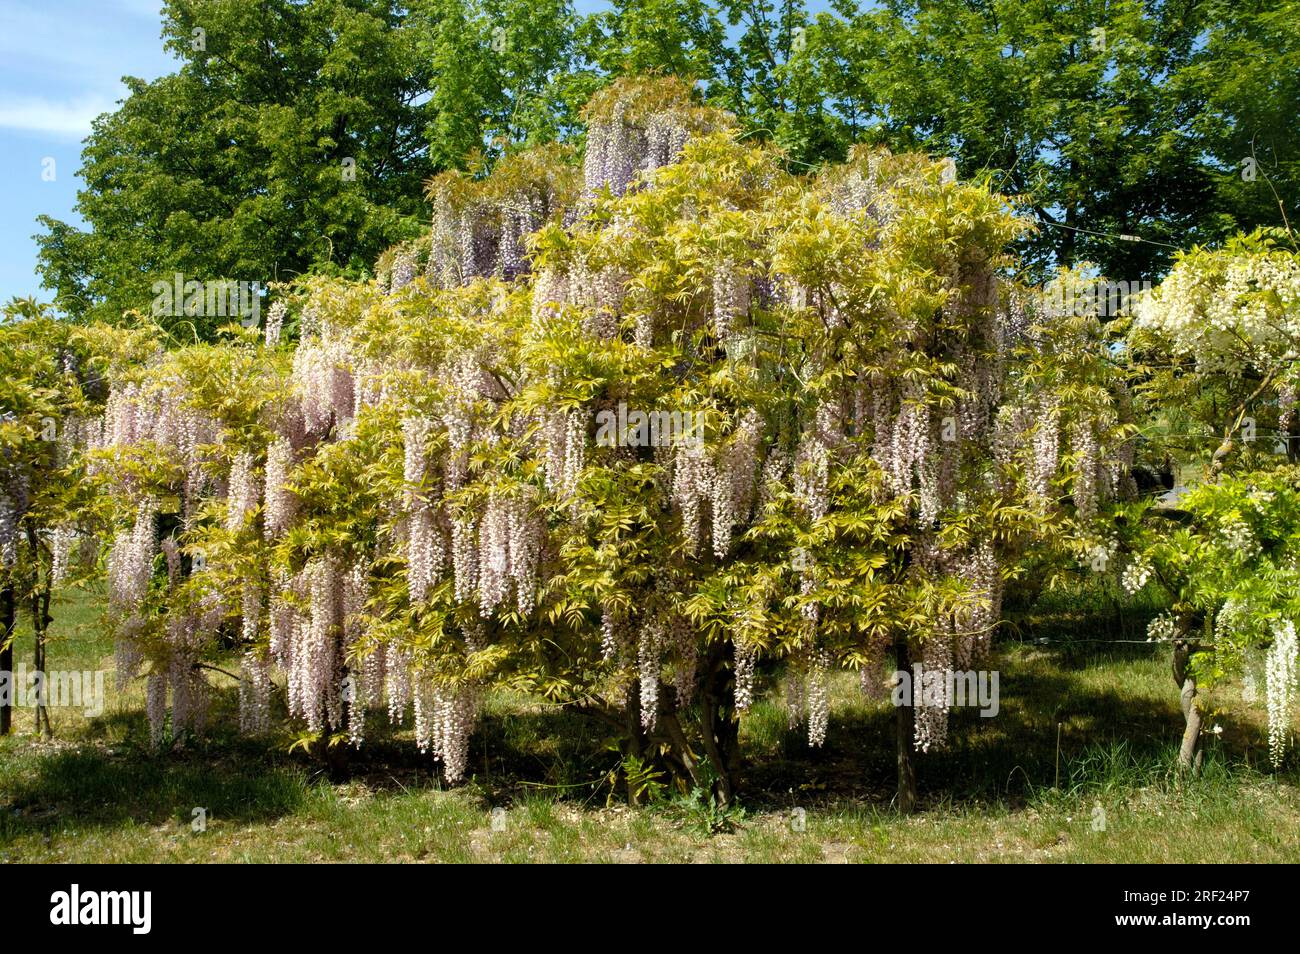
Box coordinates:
[580,76,729,199]
[425,150,579,289]
[1265,620,1298,768]
[1121,555,1152,596]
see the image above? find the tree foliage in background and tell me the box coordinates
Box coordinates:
[33,0,1300,329]
[1175,0,1300,244]
[818,0,1213,280]
[36,0,437,329]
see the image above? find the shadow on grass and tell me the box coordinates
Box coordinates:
[467,704,617,806]
[461,638,1275,813]
[0,689,620,843]
[0,710,314,845]
[740,632,1292,812]
[740,660,1182,811]
[1,629,1286,838]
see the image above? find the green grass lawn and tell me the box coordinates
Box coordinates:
[1,584,1297,863]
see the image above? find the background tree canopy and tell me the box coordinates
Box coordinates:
[33,0,1300,330]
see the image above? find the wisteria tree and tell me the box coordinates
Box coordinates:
[91,78,1138,810]
[1116,231,1300,770]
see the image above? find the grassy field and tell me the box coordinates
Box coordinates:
[1,584,1297,863]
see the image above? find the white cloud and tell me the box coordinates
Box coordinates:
[0,94,117,138]
[0,3,176,89]
[122,0,167,16]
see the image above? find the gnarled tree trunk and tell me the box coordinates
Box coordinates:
[698,640,739,807]
[894,634,918,813]
[1172,614,1204,774]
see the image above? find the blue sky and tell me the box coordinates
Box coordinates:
[0,1,180,303]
